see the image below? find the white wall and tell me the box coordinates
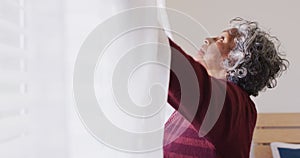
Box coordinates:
[166,0,300,113]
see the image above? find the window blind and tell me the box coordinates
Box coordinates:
[0,0,29,157]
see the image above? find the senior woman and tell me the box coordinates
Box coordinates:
[163,18,289,158]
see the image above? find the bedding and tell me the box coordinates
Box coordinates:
[270,142,300,158]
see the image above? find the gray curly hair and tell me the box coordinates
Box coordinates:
[223,17,289,96]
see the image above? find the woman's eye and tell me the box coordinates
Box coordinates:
[220,36,225,40]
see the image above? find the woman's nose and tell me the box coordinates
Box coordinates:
[204,37,215,45]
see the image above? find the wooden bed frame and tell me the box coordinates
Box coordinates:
[253,113,300,158]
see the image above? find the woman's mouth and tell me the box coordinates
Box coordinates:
[198,48,205,55]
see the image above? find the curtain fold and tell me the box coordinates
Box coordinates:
[94,0,173,157]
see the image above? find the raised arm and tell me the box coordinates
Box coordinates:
[167,38,214,130]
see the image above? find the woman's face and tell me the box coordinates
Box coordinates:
[195,28,239,71]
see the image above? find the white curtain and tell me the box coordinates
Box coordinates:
[67,0,173,158]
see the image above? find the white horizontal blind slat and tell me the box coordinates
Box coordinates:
[0,56,25,71]
[0,132,32,158]
[0,25,22,48]
[0,0,21,25]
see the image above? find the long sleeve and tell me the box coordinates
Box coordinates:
[167,38,213,131]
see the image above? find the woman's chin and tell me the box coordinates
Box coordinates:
[193,56,207,67]
[194,54,204,62]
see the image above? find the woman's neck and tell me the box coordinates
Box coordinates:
[207,69,227,79]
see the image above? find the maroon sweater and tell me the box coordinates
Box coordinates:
[163,38,257,158]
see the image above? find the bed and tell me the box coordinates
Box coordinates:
[253,113,300,158]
